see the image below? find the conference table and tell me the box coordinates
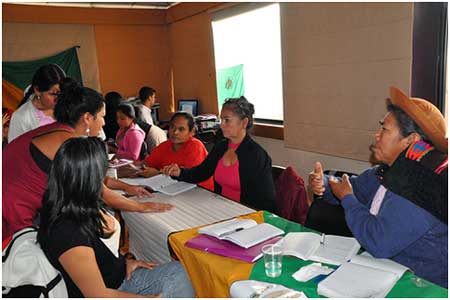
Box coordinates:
[169,211,448,298]
[118,178,447,298]
[120,180,255,263]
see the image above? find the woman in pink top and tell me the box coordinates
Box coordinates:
[109,103,145,161]
[162,97,276,212]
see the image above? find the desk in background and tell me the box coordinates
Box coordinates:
[169,211,448,298]
[121,184,255,263]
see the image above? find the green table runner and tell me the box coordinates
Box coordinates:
[249,211,447,298]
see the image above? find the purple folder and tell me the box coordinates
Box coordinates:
[185,234,283,263]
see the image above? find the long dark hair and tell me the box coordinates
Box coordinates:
[37,137,108,245]
[18,64,66,107]
[54,79,105,127]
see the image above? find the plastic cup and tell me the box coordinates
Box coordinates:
[262,244,283,278]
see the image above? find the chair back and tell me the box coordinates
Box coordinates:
[195,130,217,152]
[274,166,309,225]
[271,165,286,185]
[139,141,148,160]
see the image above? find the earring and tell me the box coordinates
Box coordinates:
[36,95,41,100]
[86,127,90,136]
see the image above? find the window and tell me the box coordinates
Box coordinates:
[211,3,284,122]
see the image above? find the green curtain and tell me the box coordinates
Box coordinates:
[2,46,83,90]
[216,64,245,107]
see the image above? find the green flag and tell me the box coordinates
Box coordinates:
[3,46,83,90]
[216,64,245,107]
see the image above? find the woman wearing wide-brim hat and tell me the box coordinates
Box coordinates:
[308,86,448,288]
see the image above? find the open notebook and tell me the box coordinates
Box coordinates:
[279,232,360,266]
[317,252,409,298]
[198,218,284,249]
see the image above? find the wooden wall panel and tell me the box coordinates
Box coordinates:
[94,24,172,118]
[166,2,223,24]
[2,3,166,25]
[168,12,219,115]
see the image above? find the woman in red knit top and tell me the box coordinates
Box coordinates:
[138,112,214,191]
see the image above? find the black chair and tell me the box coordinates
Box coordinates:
[271,165,286,185]
[195,129,217,153]
[304,169,359,237]
[139,141,148,160]
[324,169,358,178]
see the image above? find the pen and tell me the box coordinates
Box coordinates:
[219,227,244,237]
[320,233,325,246]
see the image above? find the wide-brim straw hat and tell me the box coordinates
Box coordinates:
[389,86,448,153]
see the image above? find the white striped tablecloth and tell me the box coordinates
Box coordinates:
[121,185,255,263]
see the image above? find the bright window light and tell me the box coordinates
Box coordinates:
[212,4,284,122]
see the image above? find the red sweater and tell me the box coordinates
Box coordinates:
[144,137,214,191]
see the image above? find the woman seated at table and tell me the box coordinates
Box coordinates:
[162,97,276,212]
[108,103,145,161]
[3,80,172,239]
[38,137,195,298]
[138,111,213,191]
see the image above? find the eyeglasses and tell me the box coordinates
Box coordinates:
[45,91,60,97]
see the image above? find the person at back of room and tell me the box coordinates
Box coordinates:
[8,64,65,142]
[103,91,123,141]
[38,137,195,298]
[134,105,167,154]
[108,103,145,161]
[137,86,157,125]
[162,97,276,212]
[137,111,213,191]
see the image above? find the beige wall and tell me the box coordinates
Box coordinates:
[254,136,371,181]
[3,22,101,92]
[3,2,419,170]
[281,2,413,162]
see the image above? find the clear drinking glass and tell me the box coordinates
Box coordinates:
[262,244,283,278]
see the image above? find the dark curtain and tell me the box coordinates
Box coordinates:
[411,2,447,112]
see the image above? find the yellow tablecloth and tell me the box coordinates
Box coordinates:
[168,211,264,298]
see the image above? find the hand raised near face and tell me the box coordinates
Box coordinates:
[329,174,353,200]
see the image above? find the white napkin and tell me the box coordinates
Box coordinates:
[292,263,334,282]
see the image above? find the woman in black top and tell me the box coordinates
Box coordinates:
[38,137,195,298]
[162,97,276,213]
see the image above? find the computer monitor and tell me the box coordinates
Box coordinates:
[178,99,199,116]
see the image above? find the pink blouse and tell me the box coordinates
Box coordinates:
[115,123,145,160]
[214,142,241,202]
[34,105,55,127]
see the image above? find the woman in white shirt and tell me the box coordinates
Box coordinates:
[8,64,66,142]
